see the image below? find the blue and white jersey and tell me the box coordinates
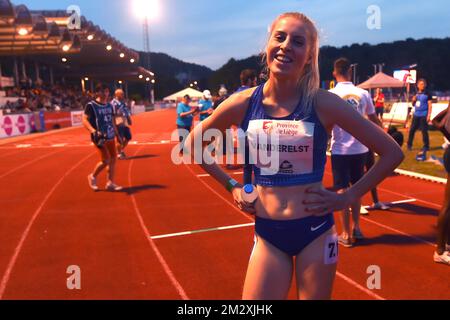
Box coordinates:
[111,98,131,126]
[84,100,115,140]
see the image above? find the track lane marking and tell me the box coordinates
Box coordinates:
[336,272,385,300]
[151,223,255,240]
[0,152,94,299]
[0,150,63,180]
[128,147,189,300]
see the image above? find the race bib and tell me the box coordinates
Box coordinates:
[324,234,339,265]
[247,119,315,176]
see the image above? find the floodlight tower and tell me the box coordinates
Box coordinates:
[134,0,159,103]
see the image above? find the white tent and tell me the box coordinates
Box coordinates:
[163,87,204,101]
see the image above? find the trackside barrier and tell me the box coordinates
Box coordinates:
[0,113,36,138]
[131,105,146,115]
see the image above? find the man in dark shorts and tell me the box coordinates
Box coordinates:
[407,78,432,151]
[111,89,132,160]
[82,83,123,191]
[330,58,381,247]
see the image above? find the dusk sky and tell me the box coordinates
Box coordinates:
[19,0,450,70]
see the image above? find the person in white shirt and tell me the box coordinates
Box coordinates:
[329,58,382,248]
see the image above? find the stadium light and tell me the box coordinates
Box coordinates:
[139,75,143,79]
[120,53,125,58]
[151,79,155,84]
[106,45,112,51]
[118,80,123,84]
[62,44,70,52]
[61,58,67,63]
[87,34,94,41]
[133,0,160,20]
[84,77,89,81]
[146,77,150,82]
[130,58,135,63]
[18,27,28,36]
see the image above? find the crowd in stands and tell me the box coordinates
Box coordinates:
[0,84,91,114]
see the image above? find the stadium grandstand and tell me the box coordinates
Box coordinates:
[0,0,153,123]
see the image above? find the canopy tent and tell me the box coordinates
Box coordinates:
[163,87,204,101]
[358,72,405,89]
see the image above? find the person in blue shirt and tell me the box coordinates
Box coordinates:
[198,90,214,121]
[111,89,133,160]
[177,95,198,149]
[83,83,123,192]
[407,79,433,151]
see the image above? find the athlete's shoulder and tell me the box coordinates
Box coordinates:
[218,86,258,110]
[316,89,350,112]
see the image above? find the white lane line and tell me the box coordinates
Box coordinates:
[324,171,442,209]
[151,223,255,240]
[362,198,417,209]
[0,152,94,299]
[336,272,386,300]
[377,186,442,209]
[394,168,446,185]
[15,144,31,148]
[0,150,62,180]
[197,172,243,178]
[51,143,67,148]
[360,216,435,247]
[128,147,189,300]
[184,164,252,221]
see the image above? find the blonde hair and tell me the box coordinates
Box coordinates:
[261,12,320,115]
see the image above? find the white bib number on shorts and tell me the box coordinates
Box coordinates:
[324,234,339,265]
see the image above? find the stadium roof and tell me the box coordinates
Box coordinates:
[0,0,153,82]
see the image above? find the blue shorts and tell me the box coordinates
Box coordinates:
[255,214,335,257]
[331,153,367,190]
[118,125,132,141]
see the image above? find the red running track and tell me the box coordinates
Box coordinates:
[0,109,448,300]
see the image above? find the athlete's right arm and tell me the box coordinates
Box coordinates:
[185,89,256,213]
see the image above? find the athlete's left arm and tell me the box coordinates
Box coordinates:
[111,112,123,145]
[427,97,433,123]
[305,90,404,215]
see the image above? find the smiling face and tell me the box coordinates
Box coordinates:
[266,16,312,81]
